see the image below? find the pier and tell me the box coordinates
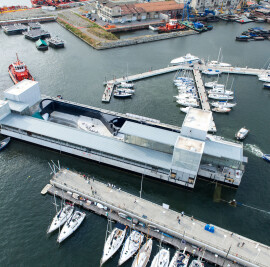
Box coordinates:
[43,169,270,267]
[102,83,115,103]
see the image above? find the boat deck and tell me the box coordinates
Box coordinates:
[46,169,270,267]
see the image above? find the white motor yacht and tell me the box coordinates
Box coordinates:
[47,204,74,234]
[205,81,224,88]
[212,107,231,113]
[115,87,135,94]
[57,210,86,243]
[118,230,144,266]
[189,259,204,267]
[101,225,127,265]
[114,90,133,98]
[132,239,153,267]
[211,101,236,108]
[235,127,249,140]
[208,94,234,100]
[180,107,191,113]
[150,248,170,267]
[208,60,231,67]
[202,69,222,75]
[258,73,270,82]
[119,81,134,88]
[208,88,233,95]
[177,99,199,107]
[170,54,200,65]
[169,248,190,267]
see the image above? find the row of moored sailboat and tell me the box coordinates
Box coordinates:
[114,81,135,98]
[100,222,204,267]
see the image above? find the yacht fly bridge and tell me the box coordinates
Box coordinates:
[0,80,247,189]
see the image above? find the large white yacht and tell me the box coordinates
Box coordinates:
[47,204,74,234]
[118,230,144,265]
[170,54,200,65]
[101,224,127,265]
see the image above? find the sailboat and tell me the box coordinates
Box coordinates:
[208,88,233,95]
[57,210,86,243]
[212,107,231,113]
[205,81,224,88]
[189,259,204,267]
[211,101,236,108]
[101,223,127,265]
[131,239,153,267]
[150,248,170,267]
[208,48,232,67]
[47,203,74,234]
[118,230,144,265]
[169,248,190,267]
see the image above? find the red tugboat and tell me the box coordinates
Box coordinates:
[158,19,186,34]
[8,54,34,84]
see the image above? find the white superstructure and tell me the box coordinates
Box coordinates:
[170,54,200,65]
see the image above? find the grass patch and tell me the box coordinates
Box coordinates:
[57,17,98,47]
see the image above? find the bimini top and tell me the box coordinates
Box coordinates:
[119,121,180,146]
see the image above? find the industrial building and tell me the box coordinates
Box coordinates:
[0,80,247,189]
[96,0,184,23]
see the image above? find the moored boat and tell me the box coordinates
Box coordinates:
[170,54,200,65]
[235,35,250,41]
[115,87,135,94]
[114,90,133,98]
[57,210,86,243]
[263,83,270,89]
[189,259,204,267]
[235,127,249,140]
[47,203,74,234]
[101,224,127,265]
[169,248,190,267]
[180,107,191,113]
[8,54,34,84]
[212,107,231,113]
[202,69,222,75]
[262,154,270,162]
[208,94,234,100]
[150,248,170,267]
[36,39,48,51]
[0,137,11,151]
[48,36,65,48]
[208,88,233,95]
[177,98,199,107]
[205,81,224,88]
[211,101,236,108]
[119,81,134,88]
[118,230,144,266]
[131,239,153,267]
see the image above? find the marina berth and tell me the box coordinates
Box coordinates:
[0,81,248,189]
[169,248,190,267]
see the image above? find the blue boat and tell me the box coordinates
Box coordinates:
[0,137,10,151]
[263,83,270,89]
[262,154,270,162]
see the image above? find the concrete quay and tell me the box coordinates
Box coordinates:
[46,169,270,267]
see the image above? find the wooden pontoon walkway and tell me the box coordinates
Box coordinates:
[44,169,270,267]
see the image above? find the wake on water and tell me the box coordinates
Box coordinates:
[244,144,264,157]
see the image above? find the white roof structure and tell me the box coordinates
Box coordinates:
[175,136,204,154]
[120,121,180,146]
[4,80,38,96]
[182,108,212,133]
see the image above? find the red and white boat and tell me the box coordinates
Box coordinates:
[8,54,34,84]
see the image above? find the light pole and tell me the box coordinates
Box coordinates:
[254,248,261,262]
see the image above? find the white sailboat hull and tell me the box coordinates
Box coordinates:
[132,239,153,267]
[150,249,170,267]
[169,250,190,267]
[57,211,86,243]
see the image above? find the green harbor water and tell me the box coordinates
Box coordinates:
[0,21,270,266]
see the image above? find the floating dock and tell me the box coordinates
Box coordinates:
[102,82,115,103]
[43,169,270,267]
[23,29,50,41]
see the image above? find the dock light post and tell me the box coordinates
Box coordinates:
[215,254,218,265]
[254,248,261,262]
[192,222,195,231]
[223,234,227,246]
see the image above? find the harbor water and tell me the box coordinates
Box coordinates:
[0,20,270,266]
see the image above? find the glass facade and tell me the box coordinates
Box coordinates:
[124,134,173,154]
[201,154,241,169]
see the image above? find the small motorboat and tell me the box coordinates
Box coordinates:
[119,81,134,88]
[235,127,249,140]
[114,90,133,98]
[263,83,270,89]
[118,230,144,266]
[57,210,86,243]
[189,259,204,267]
[212,107,231,113]
[180,107,191,113]
[258,73,270,83]
[115,87,135,94]
[150,248,170,267]
[208,88,233,95]
[169,248,190,267]
[211,101,236,108]
[235,35,250,41]
[262,154,270,162]
[131,239,153,267]
[8,54,34,84]
[202,69,222,75]
[101,224,127,265]
[47,204,74,234]
[0,137,11,151]
[208,94,234,100]
[205,81,224,88]
[36,39,48,51]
